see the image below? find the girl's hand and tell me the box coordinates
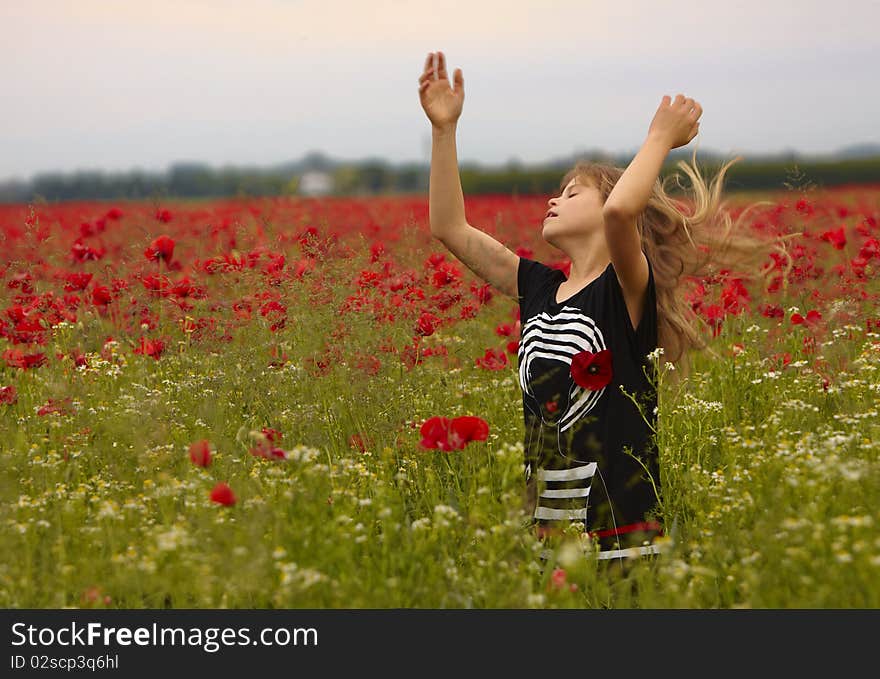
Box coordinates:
[647,94,702,149]
[419,51,464,130]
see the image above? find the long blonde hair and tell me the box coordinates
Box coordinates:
[560,148,792,371]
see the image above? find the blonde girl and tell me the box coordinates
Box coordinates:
[418,50,775,563]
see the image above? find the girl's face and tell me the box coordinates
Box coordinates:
[542,177,605,248]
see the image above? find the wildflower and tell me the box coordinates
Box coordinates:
[210,482,236,506]
[475,347,509,370]
[415,312,441,337]
[419,415,490,451]
[189,439,212,467]
[133,337,165,360]
[0,385,17,405]
[90,284,113,306]
[80,586,112,608]
[3,349,46,370]
[349,433,371,453]
[820,226,846,250]
[547,567,578,593]
[144,235,175,263]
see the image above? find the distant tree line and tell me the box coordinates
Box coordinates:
[1,156,878,204]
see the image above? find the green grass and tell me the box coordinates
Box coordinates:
[2,239,879,609]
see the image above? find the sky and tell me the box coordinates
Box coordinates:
[2,0,879,181]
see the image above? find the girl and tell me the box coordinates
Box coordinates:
[418,51,778,564]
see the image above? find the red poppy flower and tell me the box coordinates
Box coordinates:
[349,433,371,453]
[3,349,47,370]
[420,416,451,450]
[1,385,18,404]
[189,439,212,467]
[791,310,822,326]
[415,311,441,337]
[37,398,74,416]
[144,235,175,263]
[210,482,236,506]
[133,337,165,360]
[420,415,489,451]
[820,226,846,250]
[570,349,613,390]
[91,285,112,306]
[703,304,725,337]
[262,427,283,443]
[475,347,508,370]
[449,416,490,449]
[63,272,93,292]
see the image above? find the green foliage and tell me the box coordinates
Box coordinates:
[2,240,880,609]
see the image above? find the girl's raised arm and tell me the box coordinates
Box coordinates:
[419,51,519,300]
[603,94,703,298]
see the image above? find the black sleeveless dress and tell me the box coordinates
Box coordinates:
[517,255,664,558]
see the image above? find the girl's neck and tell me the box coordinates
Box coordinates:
[563,241,611,284]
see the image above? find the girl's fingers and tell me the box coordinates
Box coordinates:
[424,52,433,72]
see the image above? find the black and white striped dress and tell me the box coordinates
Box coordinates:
[517,256,664,560]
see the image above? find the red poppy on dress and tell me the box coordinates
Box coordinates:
[570,349,613,390]
[210,482,236,506]
[189,439,212,467]
[144,235,175,263]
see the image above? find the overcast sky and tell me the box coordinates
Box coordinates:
[3,0,879,181]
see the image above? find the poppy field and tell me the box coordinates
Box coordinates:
[1,182,880,608]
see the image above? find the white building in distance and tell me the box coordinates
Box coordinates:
[298,171,334,196]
